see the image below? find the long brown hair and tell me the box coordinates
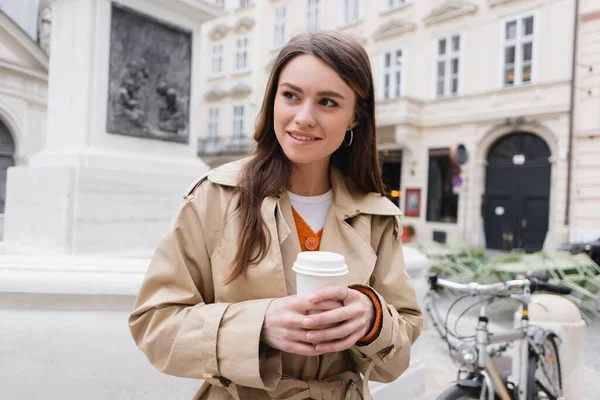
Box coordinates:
[225,31,385,284]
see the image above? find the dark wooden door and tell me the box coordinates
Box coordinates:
[484,133,551,251]
[0,121,15,214]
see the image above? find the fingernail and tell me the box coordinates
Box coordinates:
[307,294,316,302]
[304,318,313,327]
[315,345,322,352]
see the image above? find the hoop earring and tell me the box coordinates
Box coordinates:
[344,129,353,147]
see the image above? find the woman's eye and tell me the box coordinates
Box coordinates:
[320,98,338,108]
[282,91,298,100]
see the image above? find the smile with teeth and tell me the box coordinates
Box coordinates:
[289,132,318,141]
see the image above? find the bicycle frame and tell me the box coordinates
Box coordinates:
[471,302,527,400]
[455,285,533,400]
[428,274,568,400]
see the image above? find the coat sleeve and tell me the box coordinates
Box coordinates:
[348,215,423,383]
[128,182,282,391]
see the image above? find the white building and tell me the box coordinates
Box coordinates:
[572,0,600,243]
[0,2,48,225]
[198,0,578,251]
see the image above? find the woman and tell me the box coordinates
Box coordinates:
[129,31,422,400]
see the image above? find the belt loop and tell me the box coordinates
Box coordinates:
[308,380,323,399]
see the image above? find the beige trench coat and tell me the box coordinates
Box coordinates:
[129,159,422,400]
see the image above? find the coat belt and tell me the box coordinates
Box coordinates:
[220,371,364,400]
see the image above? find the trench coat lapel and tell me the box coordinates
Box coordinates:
[319,169,378,286]
[276,191,302,295]
[259,195,289,298]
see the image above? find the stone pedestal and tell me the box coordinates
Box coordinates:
[0,1,218,398]
[3,0,219,256]
[512,294,585,400]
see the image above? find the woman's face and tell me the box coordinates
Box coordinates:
[273,55,357,169]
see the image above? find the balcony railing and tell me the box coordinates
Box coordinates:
[198,135,255,156]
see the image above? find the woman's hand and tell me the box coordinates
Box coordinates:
[261,295,344,357]
[304,286,375,353]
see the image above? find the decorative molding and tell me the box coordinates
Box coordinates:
[229,82,252,97]
[582,10,600,23]
[208,23,230,40]
[372,19,417,41]
[0,10,49,71]
[349,35,368,45]
[423,1,478,26]
[205,87,227,101]
[0,254,147,296]
[233,16,255,33]
[487,0,525,7]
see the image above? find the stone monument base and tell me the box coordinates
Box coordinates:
[4,149,207,256]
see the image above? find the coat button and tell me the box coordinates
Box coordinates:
[305,237,319,251]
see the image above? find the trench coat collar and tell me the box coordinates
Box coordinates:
[206,158,402,220]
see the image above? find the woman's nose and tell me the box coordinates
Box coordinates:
[294,103,316,128]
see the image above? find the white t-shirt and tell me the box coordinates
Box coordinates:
[288,189,333,232]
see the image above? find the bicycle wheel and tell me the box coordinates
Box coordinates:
[527,335,562,400]
[436,385,482,400]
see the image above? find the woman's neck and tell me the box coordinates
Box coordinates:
[288,161,331,196]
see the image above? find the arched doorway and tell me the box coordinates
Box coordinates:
[484,132,551,251]
[0,120,15,213]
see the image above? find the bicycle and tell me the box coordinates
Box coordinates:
[425,272,572,400]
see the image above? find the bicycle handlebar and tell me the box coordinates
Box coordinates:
[428,273,572,295]
[529,279,572,295]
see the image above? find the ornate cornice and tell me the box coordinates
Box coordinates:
[347,34,368,45]
[229,82,252,97]
[372,18,417,41]
[233,17,255,33]
[423,1,478,26]
[208,23,230,40]
[488,0,525,7]
[205,87,227,101]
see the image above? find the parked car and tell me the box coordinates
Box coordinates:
[559,237,600,266]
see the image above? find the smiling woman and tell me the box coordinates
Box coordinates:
[129,31,422,400]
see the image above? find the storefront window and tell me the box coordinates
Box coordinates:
[426,148,459,223]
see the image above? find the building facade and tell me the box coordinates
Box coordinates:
[0,5,48,221]
[199,0,577,251]
[572,0,600,243]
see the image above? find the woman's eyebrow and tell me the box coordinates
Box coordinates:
[279,82,345,100]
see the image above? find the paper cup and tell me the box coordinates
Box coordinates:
[292,251,349,297]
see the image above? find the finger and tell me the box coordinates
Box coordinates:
[314,331,364,353]
[284,341,322,357]
[305,319,363,344]
[307,286,349,303]
[280,328,314,343]
[303,305,359,328]
[294,297,343,312]
[306,299,344,312]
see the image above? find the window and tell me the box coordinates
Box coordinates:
[436,34,460,97]
[208,108,220,139]
[306,0,321,32]
[426,148,459,223]
[211,42,224,75]
[503,15,534,87]
[215,0,224,11]
[232,105,245,141]
[205,108,220,153]
[382,49,403,99]
[274,6,287,48]
[234,37,249,71]
[344,0,360,25]
[387,0,405,10]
